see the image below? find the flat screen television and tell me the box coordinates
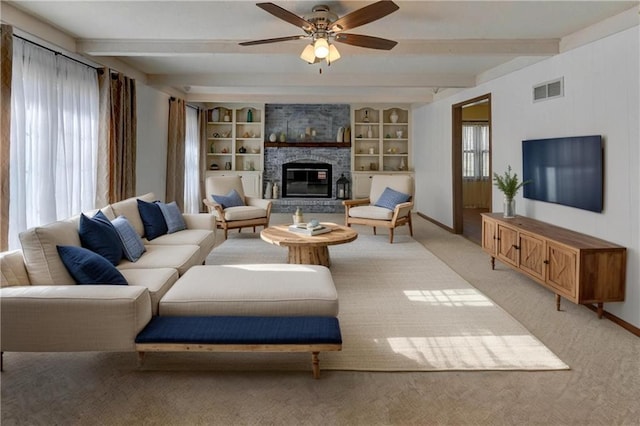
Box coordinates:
[522,135,603,213]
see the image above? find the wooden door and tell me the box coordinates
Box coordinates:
[481,216,497,256]
[518,232,545,281]
[496,224,518,267]
[546,242,578,300]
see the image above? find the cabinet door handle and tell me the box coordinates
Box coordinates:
[544,260,549,264]
[512,244,520,250]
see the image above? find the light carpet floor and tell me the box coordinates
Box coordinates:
[207,233,569,371]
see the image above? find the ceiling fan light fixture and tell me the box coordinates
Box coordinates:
[314,37,329,59]
[300,44,316,63]
[327,44,341,62]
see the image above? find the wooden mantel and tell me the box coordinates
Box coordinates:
[264,142,351,148]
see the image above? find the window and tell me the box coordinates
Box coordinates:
[462,123,489,180]
[8,38,98,249]
[183,106,200,213]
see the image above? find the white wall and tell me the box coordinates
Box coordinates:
[414,26,640,328]
[136,84,170,201]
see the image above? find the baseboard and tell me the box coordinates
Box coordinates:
[416,212,454,233]
[585,305,640,337]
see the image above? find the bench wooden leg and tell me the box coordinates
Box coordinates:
[311,352,320,379]
[137,351,146,367]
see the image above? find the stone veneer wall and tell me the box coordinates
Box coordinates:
[264,147,351,213]
[263,104,352,213]
[265,104,350,142]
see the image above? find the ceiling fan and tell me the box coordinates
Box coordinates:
[239,1,399,65]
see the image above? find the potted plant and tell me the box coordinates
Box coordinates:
[493,165,531,218]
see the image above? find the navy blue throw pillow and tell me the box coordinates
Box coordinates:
[374,187,411,211]
[57,245,128,285]
[78,212,123,266]
[211,189,245,209]
[137,199,168,240]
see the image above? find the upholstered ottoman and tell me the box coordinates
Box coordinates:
[158,264,339,317]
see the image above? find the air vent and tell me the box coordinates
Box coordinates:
[533,77,564,102]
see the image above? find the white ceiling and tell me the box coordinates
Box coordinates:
[4,0,638,103]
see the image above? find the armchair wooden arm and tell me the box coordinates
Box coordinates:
[342,198,370,207]
[202,198,225,221]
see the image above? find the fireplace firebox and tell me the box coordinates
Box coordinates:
[282,162,332,198]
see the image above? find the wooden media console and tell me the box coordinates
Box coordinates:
[481,213,626,318]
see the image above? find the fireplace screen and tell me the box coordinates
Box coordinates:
[282,162,332,198]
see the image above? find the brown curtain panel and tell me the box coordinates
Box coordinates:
[102,71,137,203]
[96,69,110,207]
[0,25,13,251]
[198,108,208,212]
[166,97,186,209]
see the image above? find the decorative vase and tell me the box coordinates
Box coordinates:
[247,108,253,122]
[337,127,344,142]
[343,127,351,143]
[265,182,273,199]
[390,109,398,123]
[224,161,232,170]
[293,207,304,225]
[269,133,277,142]
[223,110,230,122]
[367,126,373,138]
[504,197,516,218]
[363,109,370,123]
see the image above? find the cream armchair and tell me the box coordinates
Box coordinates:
[203,176,272,239]
[343,175,414,243]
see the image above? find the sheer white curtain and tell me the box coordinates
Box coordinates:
[8,38,98,249]
[183,106,200,213]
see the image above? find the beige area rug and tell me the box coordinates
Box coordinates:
[207,233,569,371]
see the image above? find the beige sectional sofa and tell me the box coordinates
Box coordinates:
[0,193,216,358]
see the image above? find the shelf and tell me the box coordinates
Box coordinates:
[352,105,411,175]
[264,142,351,148]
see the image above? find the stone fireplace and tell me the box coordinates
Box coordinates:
[282,162,332,198]
[264,147,350,213]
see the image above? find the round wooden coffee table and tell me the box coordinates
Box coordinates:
[260,222,358,267]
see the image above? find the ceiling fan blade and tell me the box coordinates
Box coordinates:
[334,33,398,50]
[329,1,399,32]
[257,2,316,32]
[239,35,306,46]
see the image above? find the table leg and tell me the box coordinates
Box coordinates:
[288,246,330,267]
[311,352,320,379]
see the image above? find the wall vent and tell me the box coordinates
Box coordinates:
[533,77,564,102]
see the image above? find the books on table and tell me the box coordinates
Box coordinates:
[288,223,333,236]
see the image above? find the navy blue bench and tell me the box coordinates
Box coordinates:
[135,316,342,378]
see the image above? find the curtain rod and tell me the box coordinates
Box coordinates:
[12,33,100,71]
[169,97,199,111]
